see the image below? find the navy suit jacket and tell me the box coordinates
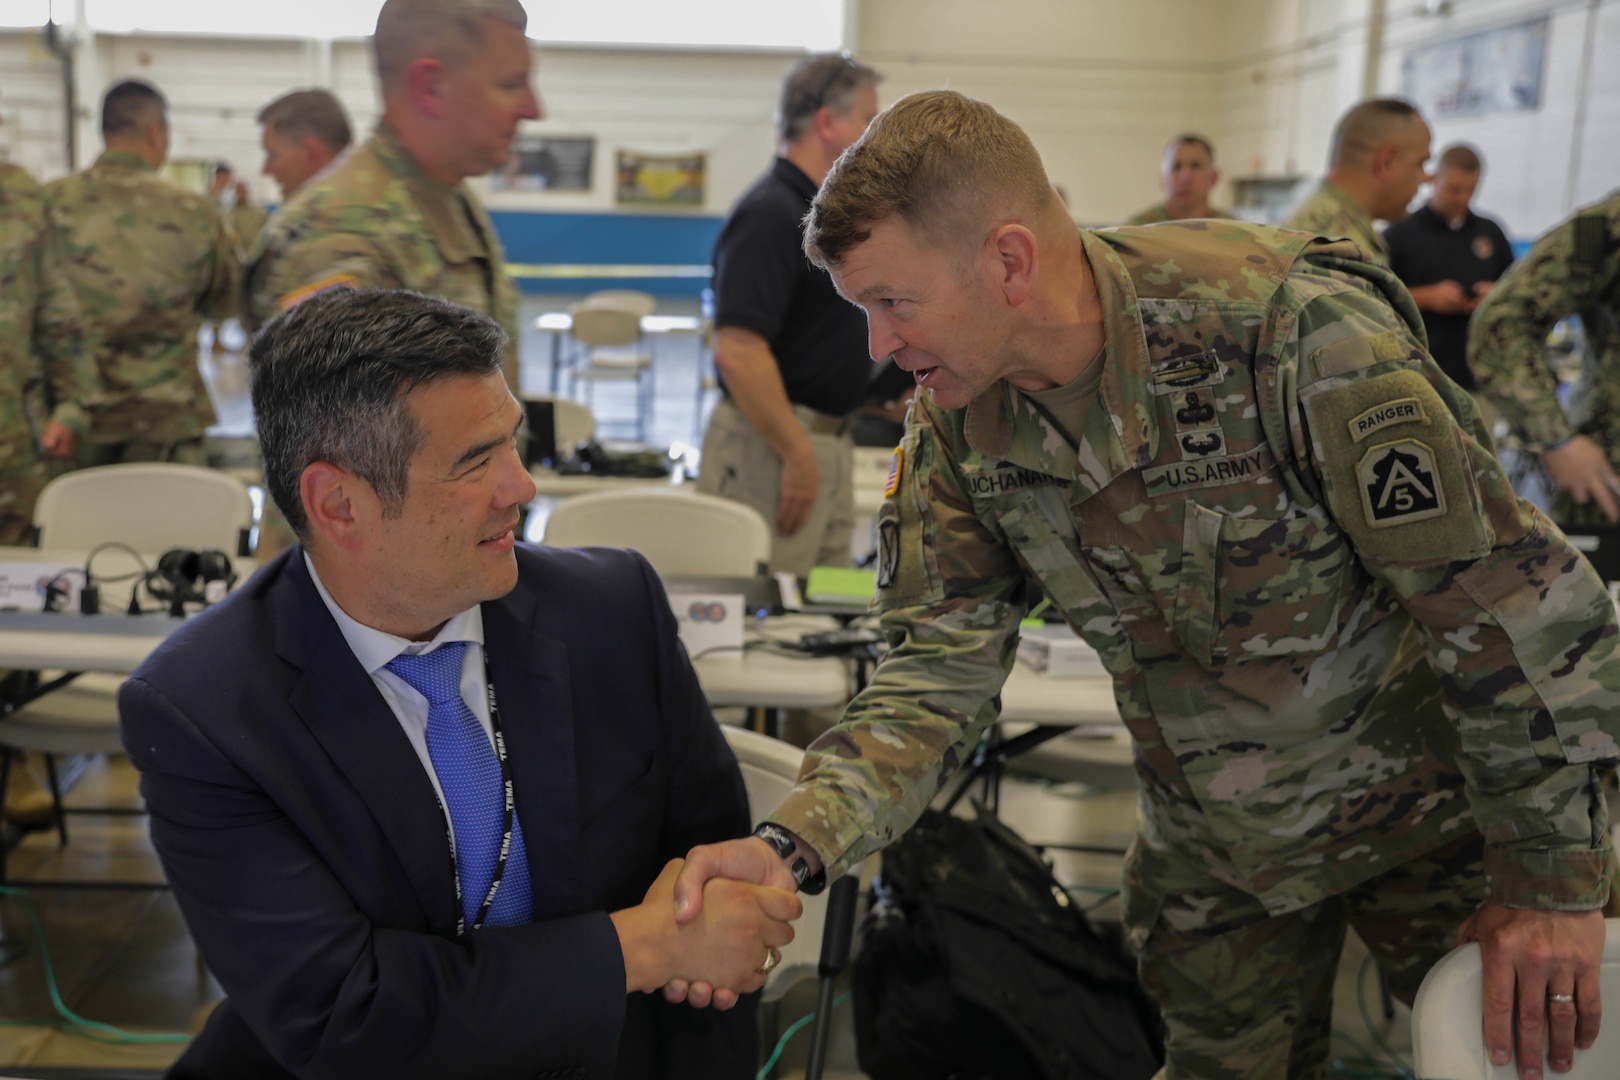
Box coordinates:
[119,543,756,1080]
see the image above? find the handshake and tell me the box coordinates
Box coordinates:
[611,834,815,1008]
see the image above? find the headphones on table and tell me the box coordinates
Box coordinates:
[145,548,237,616]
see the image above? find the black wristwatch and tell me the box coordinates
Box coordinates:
[753,823,828,895]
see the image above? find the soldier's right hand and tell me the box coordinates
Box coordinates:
[1542,435,1620,522]
[39,421,75,460]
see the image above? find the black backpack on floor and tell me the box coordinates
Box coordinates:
[852,807,1164,1080]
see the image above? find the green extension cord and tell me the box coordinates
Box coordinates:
[0,885,192,1045]
[757,991,850,1079]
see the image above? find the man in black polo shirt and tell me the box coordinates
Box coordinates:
[697,53,881,575]
[1386,143,1514,392]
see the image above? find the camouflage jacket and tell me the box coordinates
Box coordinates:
[1287,181,1390,268]
[1469,191,1620,452]
[45,150,238,445]
[245,125,519,384]
[226,201,269,260]
[769,221,1620,915]
[0,163,93,471]
[1122,202,1237,227]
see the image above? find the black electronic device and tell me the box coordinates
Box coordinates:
[145,548,237,617]
[556,441,670,479]
[785,626,884,655]
[522,398,557,468]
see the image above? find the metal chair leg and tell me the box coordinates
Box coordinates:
[804,875,860,1080]
[42,754,68,847]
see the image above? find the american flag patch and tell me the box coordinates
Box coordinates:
[884,446,904,498]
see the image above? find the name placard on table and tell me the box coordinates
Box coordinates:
[0,560,85,613]
[666,591,745,659]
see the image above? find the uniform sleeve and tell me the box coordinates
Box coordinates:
[257,231,401,318]
[766,403,1027,877]
[1294,273,1620,910]
[31,217,95,436]
[711,200,805,344]
[194,202,242,323]
[1469,210,1620,450]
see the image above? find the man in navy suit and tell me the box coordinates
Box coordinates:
[118,287,799,1079]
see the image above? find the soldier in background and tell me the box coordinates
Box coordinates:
[1287,98,1432,267]
[0,161,95,828]
[1470,192,1620,524]
[1121,134,1235,226]
[209,162,269,258]
[46,79,238,468]
[255,88,353,202]
[671,92,1620,1080]
[245,0,538,388]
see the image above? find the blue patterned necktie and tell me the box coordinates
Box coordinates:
[385,642,533,929]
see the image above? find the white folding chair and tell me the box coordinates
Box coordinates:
[1,464,255,881]
[542,488,771,577]
[1412,918,1620,1078]
[719,725,827,1002]
[566,292,656,441]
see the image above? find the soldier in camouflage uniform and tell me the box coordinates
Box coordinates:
[244,0,539,389]
[1469,192,1620,525]
[46,80,239,468]
[0,162,93,545]
[209,163,270,259]
[1286,99,1433,269]
[672,92,1619,1080]
[1122,135,1236,227]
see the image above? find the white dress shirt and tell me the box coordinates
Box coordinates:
[305,553,496,849]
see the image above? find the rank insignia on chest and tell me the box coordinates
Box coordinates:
[1358,439,1445,527]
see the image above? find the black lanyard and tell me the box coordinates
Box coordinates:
[428,649,516,936]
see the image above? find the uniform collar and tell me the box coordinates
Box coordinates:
[94,149,153,172]
[1318,180,1387,255]
[369,122,489,265]
[959,229,1156,502]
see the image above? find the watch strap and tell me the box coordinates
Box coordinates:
[753,823,828,895]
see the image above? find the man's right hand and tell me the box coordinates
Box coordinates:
[1410,279,1471,315]
[611,859,801,997]
[1543,435,1620,522]
[777,446,821,537]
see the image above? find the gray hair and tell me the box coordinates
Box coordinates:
[249,288,507,540]
[374,0,529,85]
[258,89,354,155]
[778,52,882,142]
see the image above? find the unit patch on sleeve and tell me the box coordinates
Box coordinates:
[1348,397,1428,442]
[1358,439,1445,527]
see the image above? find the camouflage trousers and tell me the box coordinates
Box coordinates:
[1123,827,1486,1080]
[0,459,54,546]
[77,436,207,470]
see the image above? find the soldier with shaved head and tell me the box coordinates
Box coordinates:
[672,90,1620,1080]
[245,0,539,388]
[1287,98,1434,266]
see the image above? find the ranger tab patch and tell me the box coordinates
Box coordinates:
[1358,439,1445,527]
[1349,397,1427,442]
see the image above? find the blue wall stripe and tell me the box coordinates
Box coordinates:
[489,209,725,297]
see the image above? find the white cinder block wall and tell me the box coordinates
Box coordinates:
[0,0,1612,236]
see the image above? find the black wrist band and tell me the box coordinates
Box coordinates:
[753,823,828,895]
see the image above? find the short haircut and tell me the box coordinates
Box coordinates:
[101,80,166,138]
[1438,142,1483,174]
[258,89,354,155]
[1330,98,1422,168]
[250,288,507,539]
[1165,133,1216,163]
[373,0,528,86]
[778,52,883,142]
[804,89,1059,271]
